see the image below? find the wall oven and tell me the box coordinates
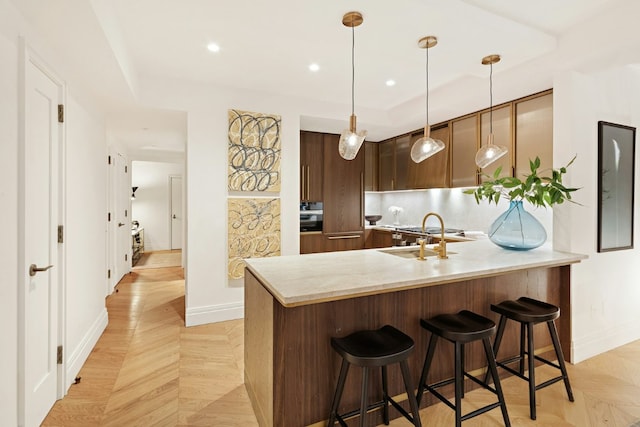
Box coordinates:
[300,202,323,232]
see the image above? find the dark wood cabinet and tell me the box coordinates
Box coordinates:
[515,92,553,179]
[371,229,394,248]
[300,131,324,202]
[300,132,364,254]
[480,104,512,182]
[394,135,410,190]
[407,125,450,189]
[323,133,364,239]
[451,115,479,187]
[364,142,378,191]
[378,139,394,191]
[300,232,323,254]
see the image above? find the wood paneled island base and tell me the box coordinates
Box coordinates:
[243,242,585,426]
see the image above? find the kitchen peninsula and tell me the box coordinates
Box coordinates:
[244,239,586,426]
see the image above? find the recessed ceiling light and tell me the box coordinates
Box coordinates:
[386,79,396,87]
[309,63,320,72]
[207,43,220,53]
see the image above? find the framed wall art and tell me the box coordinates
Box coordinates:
[597,121,636,252]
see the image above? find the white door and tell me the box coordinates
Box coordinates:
[170,176,183,250]
[20,48,62,427]
[114,153,131,280]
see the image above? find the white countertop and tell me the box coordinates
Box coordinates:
[245,239,587,307]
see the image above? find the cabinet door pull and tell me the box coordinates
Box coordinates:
[301,165,305,200]
[327,235,361,240]
[306,165,310,200]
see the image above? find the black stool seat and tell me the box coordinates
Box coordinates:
[331,325,414,367]
[327,325,422,427]
[417,310,510,427]
[491,297,560,323]
[487,297,574,420]
[420,310,496,343]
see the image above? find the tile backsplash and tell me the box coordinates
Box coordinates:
[365,188,552,235]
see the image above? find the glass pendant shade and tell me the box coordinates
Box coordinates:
[475,133,508,168]
[411,35,442,164]
[475,54,507,169]
[411,126,445,163]
[339,12,366,160]
[339,115,367,160]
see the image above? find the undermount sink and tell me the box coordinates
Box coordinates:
[378,247,456,259]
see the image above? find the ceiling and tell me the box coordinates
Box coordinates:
[10,0,639,158]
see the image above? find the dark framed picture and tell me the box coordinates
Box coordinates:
[597,121,636,252]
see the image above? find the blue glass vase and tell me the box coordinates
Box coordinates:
[488,200,547,250]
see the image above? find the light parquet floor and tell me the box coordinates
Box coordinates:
[43,266,640,426]
[133,250,182,270]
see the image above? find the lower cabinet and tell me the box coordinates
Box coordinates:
[365,229,394,248]
[301,232,364,254]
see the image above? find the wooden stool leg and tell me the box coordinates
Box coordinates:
[327,359,349,427]
[482,337,511,427]
[416,334,438,405]
[547,320,575,402]
[485,315,507,384]
[399,360,423,427]
[454,342,463,427]
[460,343,465,398]
[526,322,536,420]
[381,365,390,425]
[359,367,369,427]
[519,322,526,375]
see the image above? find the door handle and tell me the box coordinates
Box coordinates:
[118,222,125,227]
[172,214,176,219]
[29,264,53,277]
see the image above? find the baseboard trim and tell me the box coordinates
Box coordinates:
[572,320,640,363]
[64,308,108,391]
[185,301,244,327]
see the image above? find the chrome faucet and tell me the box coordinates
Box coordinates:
[418,212,448,260]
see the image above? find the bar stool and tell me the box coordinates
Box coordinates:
[327,325,422,427]
[486,297,574,420]
[416,310,510,427]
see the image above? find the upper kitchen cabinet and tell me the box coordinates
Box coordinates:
[378,138,395,191]
[364,141,379,191]
[322,133,364,239]
[407,124,450,189]
[394,135,411,190]
[451,115,478,187]
[514,91,553,179]
[300,131,324,201]
[479,104,513,181]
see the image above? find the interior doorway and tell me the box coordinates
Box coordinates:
[131,161,184,269]
[19,42,65,427]
[170,175,183,250]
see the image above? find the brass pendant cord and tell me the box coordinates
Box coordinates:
[350,24,355,117]
[425,42,430,130]
[489,61,493,135]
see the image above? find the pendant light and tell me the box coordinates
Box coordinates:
[475,54,508,168]
[338,11,367,161]
[411,36,445,163]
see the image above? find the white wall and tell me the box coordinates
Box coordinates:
[554,66,640,362]
[64,94,109,387]
[0,2,20,422]
[0,0,109,422]
[139,78,301,325]
[131,160,184,251]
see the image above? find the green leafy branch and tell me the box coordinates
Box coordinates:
[463,156,580,208]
